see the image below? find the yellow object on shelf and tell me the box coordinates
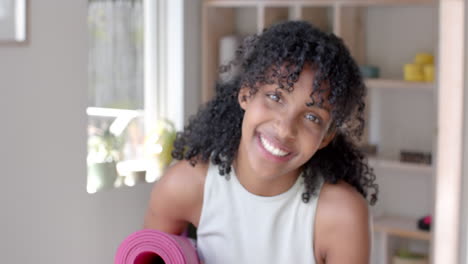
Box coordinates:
[404,64,424,82]
[414,53,434,65]
[403,53,435,82]
[423,64,434,82]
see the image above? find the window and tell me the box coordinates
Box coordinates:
[88,0,144,110]
[87,0,146,193]
[86,0,186,194]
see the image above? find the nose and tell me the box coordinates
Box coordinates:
[274,114,297,140]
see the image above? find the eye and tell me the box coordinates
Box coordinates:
[267,93,281,102]
[305,113,321,124]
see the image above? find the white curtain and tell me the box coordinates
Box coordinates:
[88,0,144,109]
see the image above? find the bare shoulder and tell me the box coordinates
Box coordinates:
[319,181,369,221]
[314,181,371,264]
[155,160,208,202]
[144,160,208,234]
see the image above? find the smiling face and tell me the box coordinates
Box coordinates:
[236,65,335,183]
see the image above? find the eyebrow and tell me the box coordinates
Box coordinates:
[270,86,331,113]
[305,101,331,113]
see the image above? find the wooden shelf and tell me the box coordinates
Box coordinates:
[334,0,435,6]
[368,158,432,174]
[202,1,436,101]
[365,79,435,91]
[373,215,431,241]
[205,0,260,7]
[204,0,435,7]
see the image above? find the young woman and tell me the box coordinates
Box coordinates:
[144,21,378,264]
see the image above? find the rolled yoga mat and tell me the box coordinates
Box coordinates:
[115,229,200,264]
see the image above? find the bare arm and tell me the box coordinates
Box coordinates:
[315,182,371,264]
[144,161,205,234]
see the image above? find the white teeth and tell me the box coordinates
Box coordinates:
[260,135,289,157]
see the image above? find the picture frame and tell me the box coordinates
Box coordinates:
[0,0,27,44]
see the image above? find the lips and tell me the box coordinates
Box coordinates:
[257,132,294,162]
[259,134,290,156]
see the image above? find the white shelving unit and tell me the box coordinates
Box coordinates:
[368,158,432,174]
[366,76,435,262]
[365,79,435,91]
[374,215,431,241]
[374,215,431,264]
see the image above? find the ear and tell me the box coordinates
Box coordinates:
[318,129,336,150]
[238,86,251,110]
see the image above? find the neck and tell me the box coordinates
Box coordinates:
[232,153,300,197]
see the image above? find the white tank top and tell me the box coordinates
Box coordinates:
[196,163,323,264]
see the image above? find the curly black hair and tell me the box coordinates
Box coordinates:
[172,20,378,205]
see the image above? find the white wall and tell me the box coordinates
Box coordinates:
[184,0,202,122]
[0,0,201,263]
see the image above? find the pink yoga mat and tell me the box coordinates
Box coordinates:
[115,229,200,264]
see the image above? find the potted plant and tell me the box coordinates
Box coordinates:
[87,127,123,193]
